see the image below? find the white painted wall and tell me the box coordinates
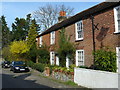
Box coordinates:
[74,68,118,88]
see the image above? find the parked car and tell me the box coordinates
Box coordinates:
[10,61,29,73]
[2,61,10,68]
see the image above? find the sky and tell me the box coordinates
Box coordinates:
[1,1,104,30]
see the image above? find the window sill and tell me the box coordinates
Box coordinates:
[50,44,55,45]
[114,32,120,34]
[75,38,83,42]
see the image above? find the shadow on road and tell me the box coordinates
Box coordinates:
[2,72,54,89]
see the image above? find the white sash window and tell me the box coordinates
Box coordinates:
[39,36,42,47]
[50,31,55,44]
[76,50,84,66]
[75,20,83,40]
[114,5,120,33]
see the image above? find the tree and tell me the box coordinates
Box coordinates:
[1,15,10,47]
[57,28,75,67]
[10,40,29,61]
[0,17,2,51]
[12,17,27,41]
[2,46,11,60]
[38,44,50,64]
[27,19,38,47]
[33,4,74,31]
[27,19,39,63]
[11,14,40,41]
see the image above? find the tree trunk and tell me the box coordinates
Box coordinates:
[36,55,39,63]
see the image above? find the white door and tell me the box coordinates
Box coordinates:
[50,51,55,65]
[116,47,120,73]
[66,56,70,68]
[56,56,59,66]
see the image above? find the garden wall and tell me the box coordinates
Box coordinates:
[74,68,118,88]
[51,71,74,82]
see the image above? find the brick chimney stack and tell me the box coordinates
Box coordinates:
[58,11,67,22]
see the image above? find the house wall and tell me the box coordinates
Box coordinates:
[83,8,118,67]
[94,8,118,49]
[42,33,50,47]
[37,7,120,67]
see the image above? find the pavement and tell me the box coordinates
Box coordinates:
[2,67,90,89]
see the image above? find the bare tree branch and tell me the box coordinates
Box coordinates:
[33,4,74,32]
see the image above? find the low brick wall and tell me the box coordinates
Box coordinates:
[51,70,74,82]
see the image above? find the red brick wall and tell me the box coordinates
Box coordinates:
[64,8,119,67]
[42,33,50,47]
[94,8,118,50]
[37,8,120,67]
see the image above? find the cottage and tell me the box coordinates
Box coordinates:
[37,2,120,72]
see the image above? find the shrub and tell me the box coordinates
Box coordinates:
[69,64,76,69]
[26,60,34,67]
[2,46,12,61]
[10,41,29,61]
[26,44,37,63]
[79,66,88,69]
[26,61,45,72]
[33,63,45,72]
[93,49,117,72]
[38,45,50,64]
[57,28,75,67]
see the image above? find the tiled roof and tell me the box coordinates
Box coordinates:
[37,2,120,37]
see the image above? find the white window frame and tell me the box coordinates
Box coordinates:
[39,36,42,47]
[76,50,84,66]
[50,51,55,65]
[116,47,120,72]
[75,20,83,40]
[114,5,120,33]
[50,31,55,45]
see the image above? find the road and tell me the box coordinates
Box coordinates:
[1,68,86,90]
[2,68,51,89]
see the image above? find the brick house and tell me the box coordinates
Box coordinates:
[36,2,120,72]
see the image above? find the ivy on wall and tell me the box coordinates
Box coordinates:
[57,28,75,67]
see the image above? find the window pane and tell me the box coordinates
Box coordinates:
[51,31,55,44]
[76,20,83,39]
[118,20,120,31]
[117,7,120,32]
[77,50,84,66]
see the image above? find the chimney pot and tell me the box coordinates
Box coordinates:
[59,11,66,17]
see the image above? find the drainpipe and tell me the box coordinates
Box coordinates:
[90,15,95,68]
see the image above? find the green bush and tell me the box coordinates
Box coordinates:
[69,64,76,69]
[79,66,88,69]
[33,63,45,72]
[38,45,50,64]
[26,61,45,72]
[26,60,34,67]
[57,28,75,67]
[93,49,117,72]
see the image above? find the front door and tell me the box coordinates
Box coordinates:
[116,47,120,73]
[56,56,59,66]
